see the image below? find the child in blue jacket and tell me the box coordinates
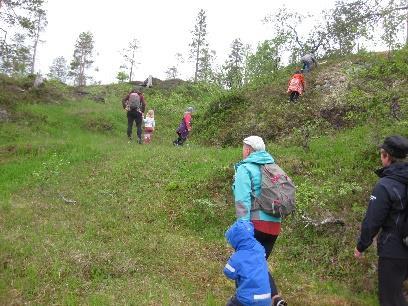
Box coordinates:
[224,220,272,306]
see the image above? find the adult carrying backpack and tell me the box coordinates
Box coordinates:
[128,92,141,111]
[247,163,296,218]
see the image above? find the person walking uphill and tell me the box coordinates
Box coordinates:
[301,53,317,73]
[122,88,146,144]
[173,107,193,146]
[287,70,305,102]
[355,135,408,306]
[233,136,287,306]
[224,220,272,306]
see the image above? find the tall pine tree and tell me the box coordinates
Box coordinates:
[223,39,245,89]
[69,31,94,86]
[189,9,209,82]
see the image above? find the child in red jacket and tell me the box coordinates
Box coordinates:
[173,107,193,146]
[287,70,305,102]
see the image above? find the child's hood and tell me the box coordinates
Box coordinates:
[225,220,256,250]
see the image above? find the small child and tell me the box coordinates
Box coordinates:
[224,220,272,306]
[287,70,305,103]
[143,110,155,144]
[173,107,193,146]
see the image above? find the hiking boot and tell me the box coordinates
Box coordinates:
[137,138,142,144]
[274,298,287,306]
[128,137,132,143]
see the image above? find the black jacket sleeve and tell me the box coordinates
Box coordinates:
[357,182,391,252]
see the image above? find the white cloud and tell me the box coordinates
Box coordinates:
[37,0,336,84]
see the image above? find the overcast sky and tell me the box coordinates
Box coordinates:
[37,0,337,84]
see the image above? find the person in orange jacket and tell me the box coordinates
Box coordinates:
[287,70,305,102]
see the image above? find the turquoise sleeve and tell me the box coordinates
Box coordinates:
[234,165,252,221]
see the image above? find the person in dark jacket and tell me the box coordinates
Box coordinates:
[224,220,272,306]
[355,135,408,306]
[122,88,146,144]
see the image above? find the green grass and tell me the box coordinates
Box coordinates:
[1,52,407,304]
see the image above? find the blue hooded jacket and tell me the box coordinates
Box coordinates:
[233,150,281,223]
[224,220,272,306]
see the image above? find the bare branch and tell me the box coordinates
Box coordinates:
[286,23,304,50]
[301,214,345,228]
[59,193,77,204]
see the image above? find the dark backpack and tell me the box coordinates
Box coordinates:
[128,92,141,111]
[246,163,296,218]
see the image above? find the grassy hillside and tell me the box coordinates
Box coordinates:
[0,49,407,305]
[195,48,408,147]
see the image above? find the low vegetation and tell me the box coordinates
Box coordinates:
[0,50,407,305]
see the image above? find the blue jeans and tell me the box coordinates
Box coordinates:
[302,61,312,72]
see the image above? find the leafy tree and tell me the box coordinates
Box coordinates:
[0,0,45,31]
[198,48,216,82]
[69,31,94,86]
[326,0,407,55]
[47,56,68,82]
[380,0,408,52]
[325,0,380,55]
[121,38,139,82]
[0,0,46,75]
[264,1,407,59]
[189,9,209,82]
[1,33,31,75]
[165,53,184,79]
[223,39,245,89]
[165,66,178,79]
[245,38,285,84]
[116,71,128,83]
[264,8,328,61]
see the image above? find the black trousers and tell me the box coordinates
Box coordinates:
[173,131,189,146]
[378,257,408,306]
[289,91,299,102]
[254,229,279,297]
[127,111,142,140]
[226,295,243,306]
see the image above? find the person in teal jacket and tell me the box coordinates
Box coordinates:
[233,135,287,306]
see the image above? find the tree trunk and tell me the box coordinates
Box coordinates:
[129,63,133,82]
[194,31,201,83]
[79,53,85,86]
[129,48,135,82]
[406,10,408,45]
[31,14,42,74]
[194,47,199,82]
